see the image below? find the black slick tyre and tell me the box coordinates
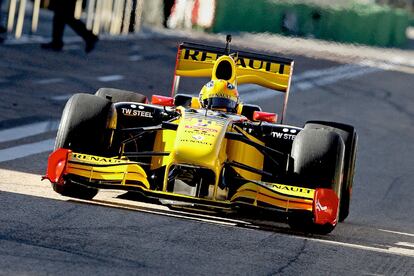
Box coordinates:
[288,128,345,234]
[304,121,357,222]
[95,88,147,103]
[53,93,112,200]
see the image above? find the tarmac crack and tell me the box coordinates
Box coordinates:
[271,239,308,275]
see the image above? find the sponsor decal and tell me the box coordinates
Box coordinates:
[316,199,328,211]
[195,121,209,127]
[271,132,296,141]
[184,124,218,133]
[182,49,285,74]
[180,139,212,146]
[71,153,124,164]
[192,134,204,141]
[268,183,313,195]
[121,108,153,118]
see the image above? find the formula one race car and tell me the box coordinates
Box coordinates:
[44,36,357,234]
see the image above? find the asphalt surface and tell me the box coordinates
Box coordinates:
[1,25,414,275]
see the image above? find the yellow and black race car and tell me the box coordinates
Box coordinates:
[44,36,357,234]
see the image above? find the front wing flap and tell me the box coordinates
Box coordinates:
[44,148,338,226]
[44,148,150,189]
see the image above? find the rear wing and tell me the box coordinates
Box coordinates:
[171,42,295,122]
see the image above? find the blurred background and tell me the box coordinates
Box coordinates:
[1,0,413,48]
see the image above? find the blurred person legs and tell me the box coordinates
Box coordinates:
[167,0,194,29]
[0,0,5,32]
[163,0,175,28]
[42,0,98,52]
[0,0,5,43]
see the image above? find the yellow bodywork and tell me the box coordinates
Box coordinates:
[232,182,314,211]
[58,44,310,213]
[175,47,292,92]
[67,152,150,189]
[62,109,313,213]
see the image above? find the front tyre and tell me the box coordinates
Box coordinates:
[95,88,147,103]
[53,93,112,200]
[289,128,345,234]
[304,121,358,222]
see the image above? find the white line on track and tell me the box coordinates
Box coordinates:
[50,94,72,101]
[293,63,360,82]
[395,242,414,248]
[379,229,414,237]
[295,66,381,91]
[34,78,64,85]
[97,75,124,82]
[129,55,144,61]
[0,167,413,258]
[240,89,275,102]
[284,233,414,258]
[238,62,393,102]
[387,246,414,256]
[130,45,141,51]
[0,138,54,163]
[0,120,59,143]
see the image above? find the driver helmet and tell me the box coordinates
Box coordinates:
[199,79,239,112]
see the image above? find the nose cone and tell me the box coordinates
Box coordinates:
[173,116,229,170]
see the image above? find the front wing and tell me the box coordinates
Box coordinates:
[44,148,339,226]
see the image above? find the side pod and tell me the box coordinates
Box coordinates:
[43,148,71,184]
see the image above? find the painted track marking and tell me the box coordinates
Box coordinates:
[239,62,392,102]
[379,229,414,237]
[97,75,124,82]
[0,138,54,162]
[0,120,59,143]
[0,167,413,258]
[51,94,72,101]
[129,55,144,61]
[34,78,64,85]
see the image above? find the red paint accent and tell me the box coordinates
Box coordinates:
[253,111,278,123]
[313,188,339,226]
[151,95,175,107]
[44,148,71,184]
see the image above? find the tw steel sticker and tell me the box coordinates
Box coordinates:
[271,132,296,141]
[121,108,153,118]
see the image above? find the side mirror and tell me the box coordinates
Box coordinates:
[253,111,278,123]
[151,95,174,107]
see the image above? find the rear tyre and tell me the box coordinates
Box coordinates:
[288,128,345,234]
[305,121,358,222]
[95,88,147,103]
[53,93,112,200]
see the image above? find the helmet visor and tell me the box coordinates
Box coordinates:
[204,97,237,111]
